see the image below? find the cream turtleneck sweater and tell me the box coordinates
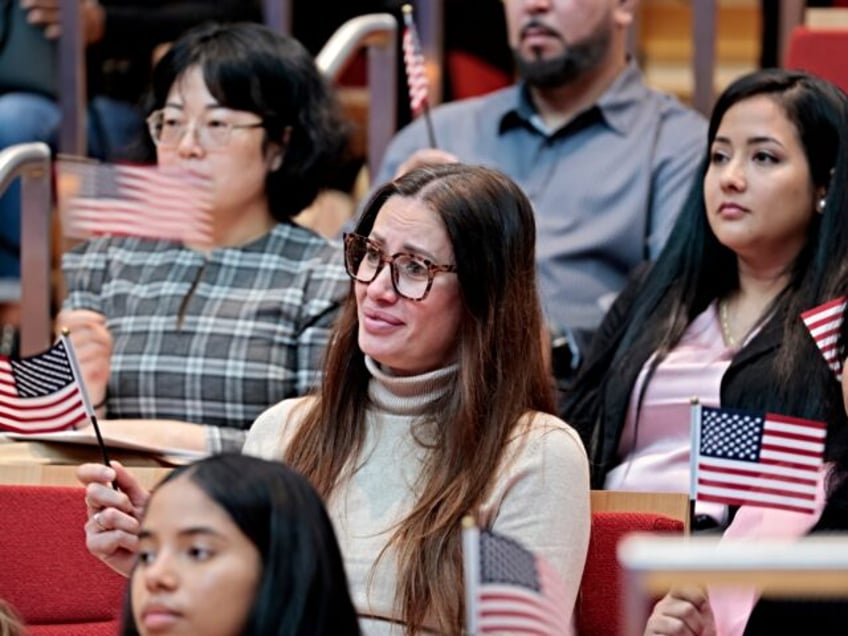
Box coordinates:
[243,357,590,635]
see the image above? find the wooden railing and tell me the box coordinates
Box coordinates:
[619,533,848,636]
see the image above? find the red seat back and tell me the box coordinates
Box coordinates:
[576,511,684,636]
[447,51,512,100]
[786,27,848,93]
[0,485,125,635]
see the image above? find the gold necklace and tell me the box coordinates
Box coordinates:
[719,297,737,347]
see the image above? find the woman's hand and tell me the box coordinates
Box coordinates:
[78,461,150,577]
[644,587,717,636]
[57,309,112,409]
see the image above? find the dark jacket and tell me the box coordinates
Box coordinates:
[562,273,846,489]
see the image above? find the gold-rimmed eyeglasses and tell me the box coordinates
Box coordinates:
[146,109,264,149]
[343,233,456,301]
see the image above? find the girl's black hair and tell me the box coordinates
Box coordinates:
[122,454,361,636]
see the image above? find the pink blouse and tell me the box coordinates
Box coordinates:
[604,301,734,521]
[602,301,826,635]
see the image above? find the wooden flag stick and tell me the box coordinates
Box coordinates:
[61,329,115,485]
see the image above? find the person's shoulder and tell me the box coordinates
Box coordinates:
[263,223,344,272]
[269,222,336,256]
[626,78,707,165]
[63,236,181,269]
[617,64,706,126]
[244,395,317,459]
[435,84,518,115]
[68,235,172,255]
[399,84,519,135]
[488,411,590,501]
[509,411,589,462]
[642,85,708,131]
[378,85,519,181]
[254,394,316,426]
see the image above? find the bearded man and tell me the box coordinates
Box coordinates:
[375,0,706,385]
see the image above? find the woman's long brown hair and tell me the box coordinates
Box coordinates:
[283,164,555,634]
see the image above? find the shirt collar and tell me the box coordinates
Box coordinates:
[498,59,647,138]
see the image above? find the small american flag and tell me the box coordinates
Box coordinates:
[59,160,214,249]
[402,4,429,116]
[801,297,846,380]
[0,340,89,434]
[463,521,570,635]
[694,405,826,515]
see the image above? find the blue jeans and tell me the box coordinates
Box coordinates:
[0,92,145,279]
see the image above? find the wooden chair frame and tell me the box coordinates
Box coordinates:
[618,534,848,636]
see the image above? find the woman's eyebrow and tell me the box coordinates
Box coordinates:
[138,526,224,540]
[162,101,223,111]
[712,134,785,148]
[368,231,440,260]
[400,241,438,261]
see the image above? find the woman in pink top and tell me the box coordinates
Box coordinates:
[563,69,848,635]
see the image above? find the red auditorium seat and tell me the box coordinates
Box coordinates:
[447,50,512,100]
[786,26,848,94]
[0,485,126,635]
[576,511,684,636]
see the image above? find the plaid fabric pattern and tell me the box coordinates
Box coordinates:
[62,224,348,452]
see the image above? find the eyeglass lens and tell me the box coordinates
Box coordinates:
[345,235,432,300]
[148,111,233,147]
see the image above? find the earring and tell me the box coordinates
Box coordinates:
[818,196,827,213]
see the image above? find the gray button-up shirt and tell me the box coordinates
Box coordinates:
[376,62,707,332]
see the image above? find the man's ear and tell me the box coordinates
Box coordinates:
[614,0,638,28]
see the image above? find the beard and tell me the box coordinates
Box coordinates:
[513,19,613,89]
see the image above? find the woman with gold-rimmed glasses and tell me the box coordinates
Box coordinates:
[57,22,349,454]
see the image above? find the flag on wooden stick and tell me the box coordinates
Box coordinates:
[58,159,214,249]
[691,404,826,515]
[401,4,437,147]
[0,339,89,433]
[463,517,571,635]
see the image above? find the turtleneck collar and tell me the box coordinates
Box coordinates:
[364,356,458,416]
